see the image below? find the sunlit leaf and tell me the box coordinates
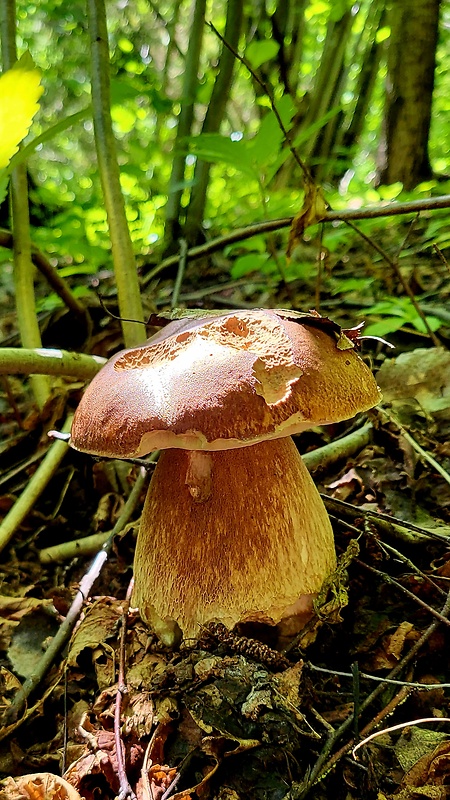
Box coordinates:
[245,40,279,69]
[0,52,43,170]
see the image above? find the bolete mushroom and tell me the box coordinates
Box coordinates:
[70,309,381,646]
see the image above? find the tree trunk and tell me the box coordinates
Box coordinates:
[164,0,207,250]
[341,3,386,153]
[183,0,243,246]
[377,0,441,189]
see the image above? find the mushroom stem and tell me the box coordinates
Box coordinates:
[132,437,336,646]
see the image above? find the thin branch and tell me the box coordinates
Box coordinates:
[0,347,106,379]
[307,663,450,689]
[0,229,88,322]
[143,194,450,283]
[2,468,148,726]
[356,558,450,628]
[171,239,188,309]
[344,219,441,345]
[305,588,450,791]
[0,414,74,555]
[115,579,137,800]
[208,21,311,182]
[352,716,450,758]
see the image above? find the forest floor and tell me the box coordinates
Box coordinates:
[1,218,450,800]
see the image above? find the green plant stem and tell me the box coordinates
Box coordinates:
[302,422,373,474]
[0,347,106,378]
[87,0,145,348]
[0,414,73,555]
[164,0,207,245]
[39,461,153,563]
[184,0,244,244]
[0,0,50,409]
[0,229,87,321]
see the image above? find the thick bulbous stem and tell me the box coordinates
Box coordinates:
[132,437,336,646]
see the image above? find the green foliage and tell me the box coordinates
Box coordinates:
[363,298,442,337]
[0,0,446,342]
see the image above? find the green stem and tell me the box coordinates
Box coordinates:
[87,0,145,348]
[0,228,88,321]
[164,0,207,246]
[0,414,73,555]
[184,0,244,244]
[0,347,106,378]
[0,0,50,409]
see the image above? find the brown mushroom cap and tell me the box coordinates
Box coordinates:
[70,309,381,457]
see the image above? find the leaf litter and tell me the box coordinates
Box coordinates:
[1,321,450,799]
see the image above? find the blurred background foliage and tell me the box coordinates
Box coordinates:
[0,0,449,341]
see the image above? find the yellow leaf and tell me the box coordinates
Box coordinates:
[0,52,43,170]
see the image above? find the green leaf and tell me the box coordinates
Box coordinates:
[186,134,259,179]
[364,318,408,337]
[230,252,270,279]
[245,40,279,69]
[248,95,295,169]
[0,52,43,169]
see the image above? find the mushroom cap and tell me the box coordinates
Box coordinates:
[70,309,381,458]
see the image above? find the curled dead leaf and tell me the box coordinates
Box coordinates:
[286,179,328,258]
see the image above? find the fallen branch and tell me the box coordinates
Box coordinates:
[143,194,450,282]
[3,468,148,724]
[0,347,106,379]
[0,415,74,555]
[302,422,373,474]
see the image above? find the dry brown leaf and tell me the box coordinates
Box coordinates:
[0,773,83,800]
[370,622,417,671]
[66,598,122,667]
[0,596,50,622]
[286,179,328,258]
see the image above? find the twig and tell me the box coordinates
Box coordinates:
[433,243,450,277]
[385,409,450,488]
[0,414,74,555]
[0,347,106,379]
[208,21,311,182]
[3,468,148,725]
[171,239,188,309]
[321,494,449,543]
[307,662,450,689]
[302,422,373,474]
[142,194,450,283]
[323,685,413,776]
[344,218,441,345]
[39,465,150,563]
[355,558,450,628]
[372,538,446,598]
[352,716,450,758]
[115,579,137,800]
[304,588,450,792]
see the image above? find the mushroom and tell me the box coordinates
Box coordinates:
[70,309,381,646]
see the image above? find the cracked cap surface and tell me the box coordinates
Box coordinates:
[70,308,382,457]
